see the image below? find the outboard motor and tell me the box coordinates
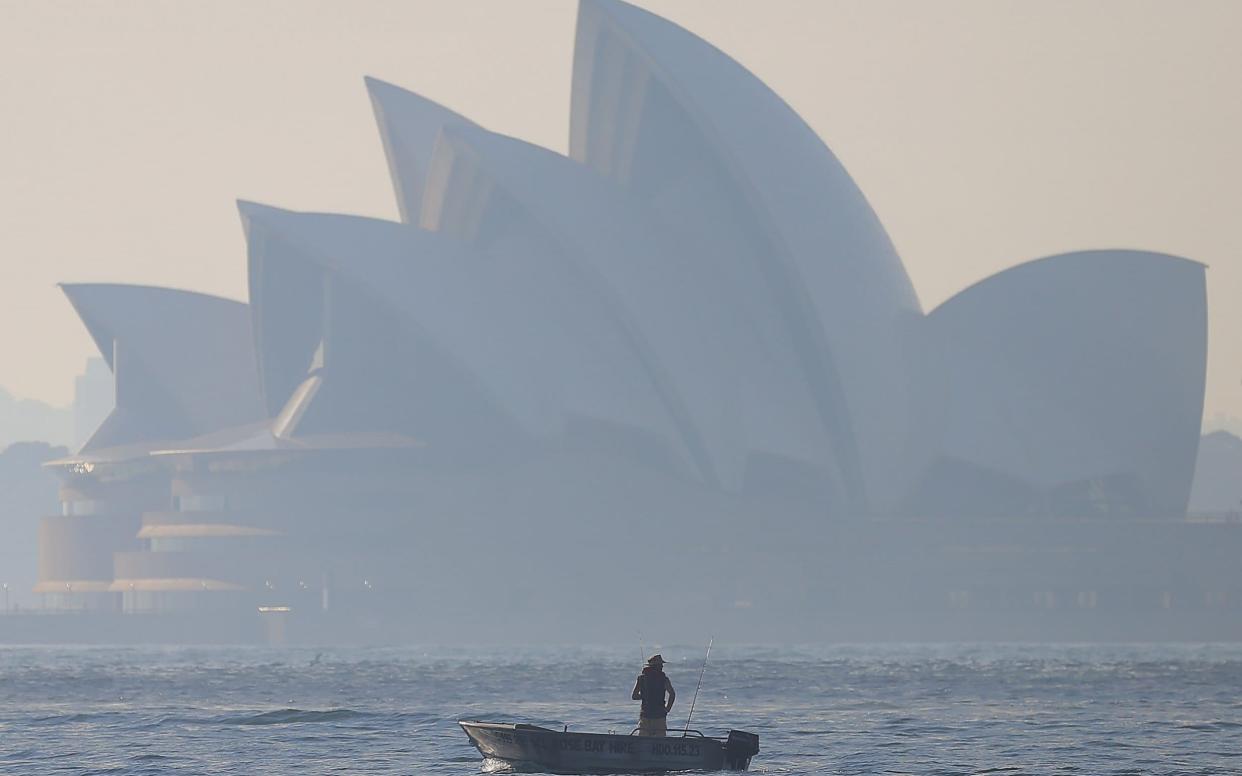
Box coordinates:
[724,730,760,770]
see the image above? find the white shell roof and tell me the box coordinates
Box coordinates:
[569,0,925,512]
[60,283,265,454]
[239,201,697,475]
[424,120,845,491]
[921,250,1207,514]
[365,76,475,224]
[58,2,1209,520]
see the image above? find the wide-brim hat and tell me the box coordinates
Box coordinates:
[647,654,665,666]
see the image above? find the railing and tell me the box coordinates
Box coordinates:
[629,727,706,737]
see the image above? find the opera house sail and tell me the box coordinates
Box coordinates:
[24,0,1233,643]
[908,250,1207,519]
[570,0,925,515]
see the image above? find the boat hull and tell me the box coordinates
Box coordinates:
[459,720,755,773]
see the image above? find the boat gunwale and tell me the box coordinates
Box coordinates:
[459,719,726,744]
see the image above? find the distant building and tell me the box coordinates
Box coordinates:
[26,0,1236,642]
[72,357,113,452]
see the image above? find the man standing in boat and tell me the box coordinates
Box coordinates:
[632,654,676,736]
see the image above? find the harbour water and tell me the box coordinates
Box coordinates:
[2,643,1240,774]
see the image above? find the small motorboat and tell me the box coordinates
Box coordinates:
[458,720,759,773]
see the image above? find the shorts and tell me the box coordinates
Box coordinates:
[638,715,667,736]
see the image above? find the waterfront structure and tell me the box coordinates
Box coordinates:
[29,0,1228,641]
[37,284,265,610]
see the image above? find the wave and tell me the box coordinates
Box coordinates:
[217,708,371,725]
[1179,720,1242,732]
[30,711,125,725]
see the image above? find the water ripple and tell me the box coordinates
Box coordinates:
[2,643,1241,774]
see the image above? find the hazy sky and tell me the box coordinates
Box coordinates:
[1,0,1239,424]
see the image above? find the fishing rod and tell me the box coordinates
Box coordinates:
[682,636,714,734]
[638,631,647,665]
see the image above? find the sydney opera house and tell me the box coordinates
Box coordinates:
[29,1,1238,642]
